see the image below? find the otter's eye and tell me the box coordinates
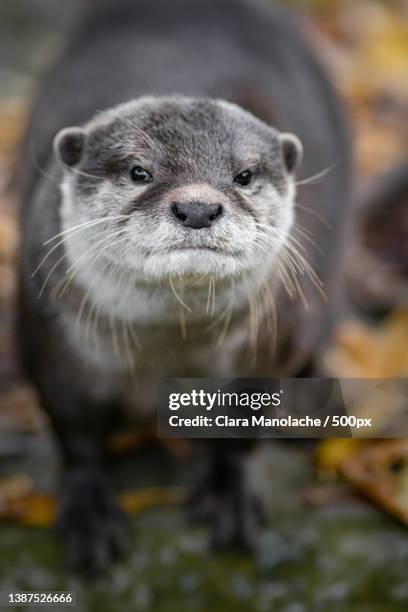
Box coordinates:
[234,170,253,187]
[130,165,152,183]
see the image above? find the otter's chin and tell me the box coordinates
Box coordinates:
[140,249,251,281]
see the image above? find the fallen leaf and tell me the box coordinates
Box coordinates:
[342,440,408,525]
[0,474,33,507]
[316,438,369,475]
[325,309,408,377]
[120,486,185,513]
[0,486,185,528]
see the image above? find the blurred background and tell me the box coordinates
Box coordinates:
[0,0,407,610]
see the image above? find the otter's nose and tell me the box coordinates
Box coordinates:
[171,201,224,229]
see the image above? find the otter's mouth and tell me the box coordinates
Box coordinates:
[170,244,245,257]
[172,245,219,252]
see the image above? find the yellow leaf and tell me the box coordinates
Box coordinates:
[0,486,185,528]
[316,439,368,474]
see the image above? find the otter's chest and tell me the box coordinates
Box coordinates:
[61,307,251,415]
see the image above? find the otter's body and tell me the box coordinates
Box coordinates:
[17,0,351,570]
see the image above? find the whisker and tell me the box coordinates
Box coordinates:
[121,317,135,371]
[179,306,188,340]
[169,276,192,313]
[33,217,128,278]
[254,223,327,306]
[40,228,127,298]
[295,203,332,229]
[29,140,60,184]
[56,229,127,298]
[217,279,235,345]
[295,162,337,186]
[206,278,212,315]
[109,312,120,357]
[43,215,129,245]
[291,226,323,255]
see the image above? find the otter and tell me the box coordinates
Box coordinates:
[17,0,352,571]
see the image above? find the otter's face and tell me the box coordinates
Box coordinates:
[55,97,302,283]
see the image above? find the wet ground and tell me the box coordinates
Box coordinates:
[1,428,408,611]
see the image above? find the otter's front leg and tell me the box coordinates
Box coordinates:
[41,388,129,573]
[57,461,128,573]
[17,294,129,571]
[189,440,265,552]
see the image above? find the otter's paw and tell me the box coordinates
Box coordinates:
[189,475,266,552]
[56,468,128,573]
[187,472,219,523]
[210,488,266,553]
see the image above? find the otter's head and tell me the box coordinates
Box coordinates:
[54,96,302,284]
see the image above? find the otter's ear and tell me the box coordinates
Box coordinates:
[53,127,86,167]
[280,133,303,174]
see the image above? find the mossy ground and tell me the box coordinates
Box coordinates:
[1,437,407,612]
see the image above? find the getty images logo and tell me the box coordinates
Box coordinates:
[168,388,283,411]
